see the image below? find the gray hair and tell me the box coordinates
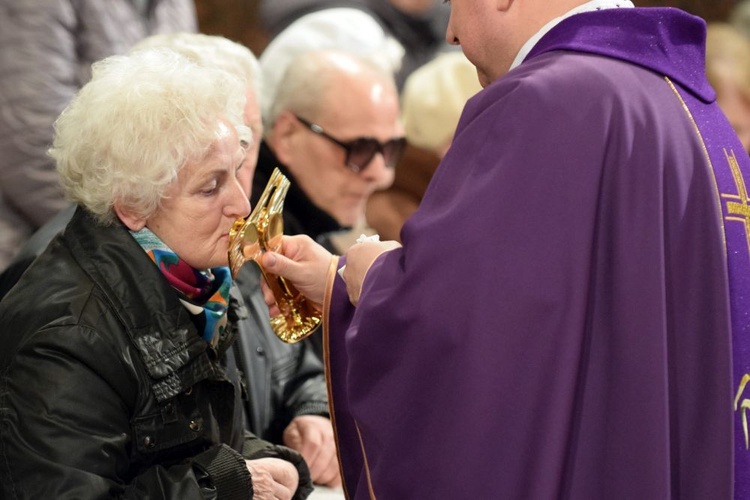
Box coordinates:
[50,48,248,225]
[259,8,404,123]
[131,32,262,99]
[265,49,397,130]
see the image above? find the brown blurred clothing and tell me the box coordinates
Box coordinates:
[366,144,440,242]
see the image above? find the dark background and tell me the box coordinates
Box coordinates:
[193,0,739,56]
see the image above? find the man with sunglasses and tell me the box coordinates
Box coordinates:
[254,49,404,257]
[254,50,404,362]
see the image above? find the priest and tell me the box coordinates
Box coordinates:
[260,0,749,497]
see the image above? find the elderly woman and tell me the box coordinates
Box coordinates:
[0,48,311,499]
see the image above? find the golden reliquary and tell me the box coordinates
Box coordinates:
[228,168,322,343]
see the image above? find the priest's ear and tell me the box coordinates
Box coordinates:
[496,0,513,12]
[114,201,147,231]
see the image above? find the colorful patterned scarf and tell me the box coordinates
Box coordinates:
[130,227,232,347]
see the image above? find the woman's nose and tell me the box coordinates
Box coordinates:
[226,177,252,219]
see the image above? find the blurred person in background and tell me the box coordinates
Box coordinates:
[0,0,196,272]
[706,22,750,155]
[259,0,450,88]
[258,49,404,360]
[366,51,482,241]
[258,8,404,128]
[259,49,403,255]
[731,0,750,39]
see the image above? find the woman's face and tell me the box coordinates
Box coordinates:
[146,120,253,270]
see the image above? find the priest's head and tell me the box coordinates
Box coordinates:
[445,0,592,87]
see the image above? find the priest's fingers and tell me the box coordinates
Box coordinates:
[261,235,333,305]
[343,240,401,306]
[259,279,281,317]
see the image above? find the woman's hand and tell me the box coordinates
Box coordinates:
[245,457,299,500]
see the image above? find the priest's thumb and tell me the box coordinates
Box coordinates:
[262,252,278,269]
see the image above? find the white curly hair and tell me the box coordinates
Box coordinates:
[131,32,262,100]
[49,48,249,225]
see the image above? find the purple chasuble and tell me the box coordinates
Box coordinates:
[325,8,744,499]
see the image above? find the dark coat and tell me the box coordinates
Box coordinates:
[0,207,313,499]
[0,203,330,445]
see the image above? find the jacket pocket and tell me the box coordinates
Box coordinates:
[132,396,207,455]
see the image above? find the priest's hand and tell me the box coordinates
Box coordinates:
[245,457,299,500]
[342,240,401,306]
[283,415,342,488]
[260,234,333,312]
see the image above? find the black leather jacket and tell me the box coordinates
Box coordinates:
[0,208,313,499]
[0,203,330,445]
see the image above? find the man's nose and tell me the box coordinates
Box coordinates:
[362,153,395,189]
[446,22,459,46]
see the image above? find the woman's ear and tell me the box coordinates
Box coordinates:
[114,202,147,231]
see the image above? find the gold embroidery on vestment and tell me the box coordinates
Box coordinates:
[736,374,750,449]
[721,149,750,257]
[664,78,727,249]
[664,78,750,447]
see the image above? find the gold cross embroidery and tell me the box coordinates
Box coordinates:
[722,148,750,257]
[724,149,750,449]
[737,374,750,449]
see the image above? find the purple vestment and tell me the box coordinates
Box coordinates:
[325,8,748,499]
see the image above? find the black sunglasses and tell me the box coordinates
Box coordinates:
[295,115,406,173]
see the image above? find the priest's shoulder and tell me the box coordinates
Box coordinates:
[468,51,661,120]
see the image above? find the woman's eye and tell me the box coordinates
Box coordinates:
[200,183,218,196]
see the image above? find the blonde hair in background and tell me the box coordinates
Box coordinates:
[706,23,750,101]
[49,48,248,226]
[401,51,482,155]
